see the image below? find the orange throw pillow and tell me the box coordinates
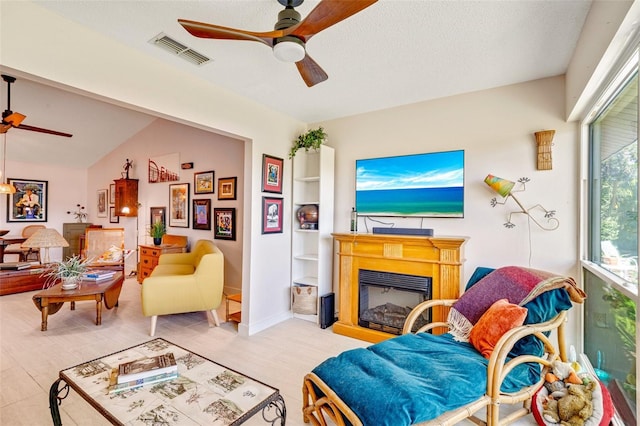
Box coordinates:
[469,298,528,359]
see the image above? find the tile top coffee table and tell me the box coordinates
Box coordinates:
[32,272,124,331]
[49,338,286,425]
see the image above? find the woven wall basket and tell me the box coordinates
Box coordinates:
[292,285,318,315]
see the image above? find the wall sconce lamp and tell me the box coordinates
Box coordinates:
[484,174,559,231]
[534,130,555,170]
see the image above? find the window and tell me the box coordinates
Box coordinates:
[584,54,637,421]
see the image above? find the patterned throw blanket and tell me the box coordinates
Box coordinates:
[448,266,584,342]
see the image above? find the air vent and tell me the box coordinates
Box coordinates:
[150,33,211,66]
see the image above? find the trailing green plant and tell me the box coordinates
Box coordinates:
[602,285,637,398]
[43,255,89,288]
[289,127,327,158]
[149,221,166,239]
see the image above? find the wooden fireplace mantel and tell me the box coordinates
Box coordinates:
[332,233,468,343]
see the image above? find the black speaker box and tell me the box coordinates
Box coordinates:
[372,227,433,236]
[319,293,336,329]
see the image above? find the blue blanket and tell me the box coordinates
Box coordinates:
[312,332,540,425]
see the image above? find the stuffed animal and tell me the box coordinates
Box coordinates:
[557,381,596,426]
[541,370,596,426]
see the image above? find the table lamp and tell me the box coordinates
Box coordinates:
[22,228,69,264]
[484,174,559,231]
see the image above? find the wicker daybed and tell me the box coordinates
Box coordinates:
[302,266,586,426]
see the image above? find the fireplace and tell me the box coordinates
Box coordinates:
[332,233,467,343]
[358,269,432,335]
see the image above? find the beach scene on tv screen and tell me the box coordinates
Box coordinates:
[356,150,464,218]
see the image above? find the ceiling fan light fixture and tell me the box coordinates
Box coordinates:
[273,36,305,62]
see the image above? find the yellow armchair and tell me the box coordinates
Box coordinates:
[141,239,224,336]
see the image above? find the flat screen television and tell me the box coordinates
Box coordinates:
[355,150,464,218]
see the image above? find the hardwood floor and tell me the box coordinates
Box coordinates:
[0,277,536,425]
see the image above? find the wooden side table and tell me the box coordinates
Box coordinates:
[226,293,242,323]
[137,244,186,283]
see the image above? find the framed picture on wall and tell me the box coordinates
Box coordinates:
[97,189,108,218]
[262,197,283,234]
[109,206,119,223]
[194,170,215,194]
[193,199,211,230]
[218,176,237,200]
[109,183,116,205]
[261,154,283,194]
[169,183,189,228]
[214,208,236,240]
[150,206,166,228]
[7,178,48,222]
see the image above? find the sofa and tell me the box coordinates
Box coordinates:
[141,239,224,336]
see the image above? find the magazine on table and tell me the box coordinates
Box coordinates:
[117,352,177,384]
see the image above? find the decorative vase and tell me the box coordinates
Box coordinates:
[153,237,162,246]
[61,276,80,290]
[297,204,319,230]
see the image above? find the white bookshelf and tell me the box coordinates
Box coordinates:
[291,145,335,324]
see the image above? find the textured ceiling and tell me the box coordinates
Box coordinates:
[1,0,593,166]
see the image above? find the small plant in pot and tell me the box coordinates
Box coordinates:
[289,127,327,158]
[43,255,89,290]
[149,221,166,246]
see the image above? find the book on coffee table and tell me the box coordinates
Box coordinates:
[117,352,177,384]
[107,368,178,394]
[82,270,116,281]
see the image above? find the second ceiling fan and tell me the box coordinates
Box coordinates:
[178,0,377,87]
[1,74,73,138]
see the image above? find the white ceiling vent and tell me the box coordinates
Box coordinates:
[150,33,211,66]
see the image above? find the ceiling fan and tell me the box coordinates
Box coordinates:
[1,74,73,137]
[178,0,377,87]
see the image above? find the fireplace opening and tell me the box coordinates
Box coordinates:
[358,269,432,335]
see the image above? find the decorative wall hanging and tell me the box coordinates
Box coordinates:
[484,174,559,230]
[262,154,283,194]
[109,183,115,205]
[218,177,237,200]
[214,207,236,240]
[193,199,212,230]
[262,197,283,234]
[148,153,180,183]
[169,183,189,228]
[194,171,215,194]
[7,178,48,222]
[534,130,555,170]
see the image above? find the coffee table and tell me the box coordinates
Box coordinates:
[49,338,286,425]
[32,272,124,331]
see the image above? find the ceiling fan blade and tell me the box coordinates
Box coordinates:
[289,0,377,41]
[4,112,26,127]
[296,54,328,87]
[15,124,73,138]
[178,19,283,47]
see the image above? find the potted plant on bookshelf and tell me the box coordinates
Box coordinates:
[289,127,327,158]
[43,255,89,290]
[149,221,166,246]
